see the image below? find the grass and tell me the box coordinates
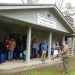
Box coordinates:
[0,57,75,75]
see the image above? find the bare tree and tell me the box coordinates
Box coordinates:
[63,3,72,16]
[21,0,24,4]
[55,0,64,10]
[28,0,39,4]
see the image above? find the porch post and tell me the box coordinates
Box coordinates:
[62,34,65,43]
[72,37,74,56]
[48,32,52,59]
[26,27,31,63]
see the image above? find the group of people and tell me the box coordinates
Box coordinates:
[0,37,16,64]
[32,39,48,61]
[0,36,69,73]
[31,39,69,73]
[0,35,27,64]
[0,37,48,63]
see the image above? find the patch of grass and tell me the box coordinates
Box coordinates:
[65,71,75,75]
[0,57,75,75]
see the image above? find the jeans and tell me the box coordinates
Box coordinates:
[63,57,68,73]
[3,53,6,61]
[0,54,4,63]
[51,48,54,55]
[15,51,20,59]
[6,50,8,60]
[8,51,13,61]
[32,48,37,58]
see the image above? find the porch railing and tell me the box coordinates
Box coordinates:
[68,47,75,56]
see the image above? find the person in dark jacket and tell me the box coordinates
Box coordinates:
[0,41,4,64]
[39,42,43,57]
[15,36,23,59]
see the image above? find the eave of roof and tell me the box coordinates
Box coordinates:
[0,3,74,33]
[0,3,55,6]
[0,4,56,10]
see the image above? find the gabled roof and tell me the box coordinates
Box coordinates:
[0,4,74,33]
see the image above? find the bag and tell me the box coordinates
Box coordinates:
[22,50,26,61]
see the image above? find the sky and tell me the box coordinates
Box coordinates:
[0,0,30,3]
[0,0,75,6]
[0,0,75,7]
[64,0,75,7]
[0,0,75,11]
[0,0,75,14]
[0,0,75,13]
[0,0,75,10]
[0,0,22,3]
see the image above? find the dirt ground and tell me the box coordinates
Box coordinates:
[0,57,75,75]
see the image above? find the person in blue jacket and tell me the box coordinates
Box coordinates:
[41,40,48,61]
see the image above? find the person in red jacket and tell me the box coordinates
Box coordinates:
[3,38,9,61]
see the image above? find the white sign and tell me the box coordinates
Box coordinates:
[38,14,56,29]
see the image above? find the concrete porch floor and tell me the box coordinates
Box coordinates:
[0,58,62,71]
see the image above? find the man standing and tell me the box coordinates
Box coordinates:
[59,41,69,73]
[41,40,48,61]
[15,36,23,59]
[8,38,16,61]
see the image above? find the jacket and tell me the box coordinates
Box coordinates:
[41,43,48,51]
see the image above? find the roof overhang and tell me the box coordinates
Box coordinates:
[0,4,74,33]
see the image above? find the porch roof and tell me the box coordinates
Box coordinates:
[0,4,74,33]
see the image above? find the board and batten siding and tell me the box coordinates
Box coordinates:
[0,9,38,24]
[0,8,70,33]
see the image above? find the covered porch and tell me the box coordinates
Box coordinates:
[0,15,52,63]
[0,15,65,64]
